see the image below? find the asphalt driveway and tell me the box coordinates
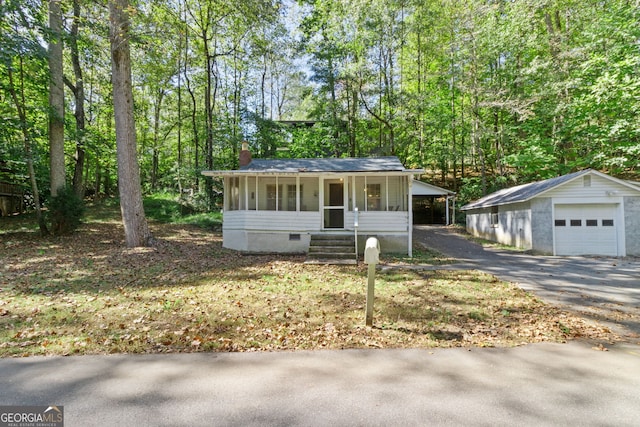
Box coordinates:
[413,226,640,339]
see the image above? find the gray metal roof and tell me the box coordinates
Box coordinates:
[461,169,591,210]
[240,156,410,173]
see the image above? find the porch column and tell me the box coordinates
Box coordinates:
[445,196,450,225]
[296,176,300,212]
[408,176,413,257]
[385,176,389,211]
[224,177,229,211]
[244,176,249,210]
[351,175,356,212]
[255,176,259,211]
[452,196,456,225]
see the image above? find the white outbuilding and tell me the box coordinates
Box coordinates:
[460,169,640,257]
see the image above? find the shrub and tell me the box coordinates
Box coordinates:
[49,187,85,235]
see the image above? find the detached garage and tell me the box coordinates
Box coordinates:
[461,169,640,257]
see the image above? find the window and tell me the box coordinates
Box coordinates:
[570,219,582,226]
[366,184,381,211]
[555,219,566,226]
[490,206,499,227]
[602,219,614,226]
[586,219,598,227]
[289,233,301,241]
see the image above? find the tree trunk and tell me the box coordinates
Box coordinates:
[109,0,152,248]
[49,0,65,198]
[69,0,87,198]
[151,89,165,191]
[94,158,101,201]
[176,3,184,194]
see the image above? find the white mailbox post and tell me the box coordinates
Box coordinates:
[364,237,380,327]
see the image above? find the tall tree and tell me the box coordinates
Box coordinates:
[66,0,88,198]
[109,0,152,247]
[48,0,65,197]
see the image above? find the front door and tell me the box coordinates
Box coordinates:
[323,180,344,229]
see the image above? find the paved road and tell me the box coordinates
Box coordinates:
[1,342,640,426]
[413,225,640,338]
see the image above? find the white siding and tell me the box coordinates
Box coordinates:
[497,205,532,249]
[223,211,320,232]
[465,204,532,250]
[224,210,408,234]
[544,174,639,198]
[355,212,409,233]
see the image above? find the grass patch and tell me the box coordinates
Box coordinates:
[143,193,222,229]
[386,246,455,265]
[0,193,221,234]
[0,203,615,357]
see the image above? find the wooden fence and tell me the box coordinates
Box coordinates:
[0,181,23,196]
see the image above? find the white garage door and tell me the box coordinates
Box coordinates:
[554,204,619,256]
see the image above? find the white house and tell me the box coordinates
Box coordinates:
[202,145,424,256]
[461,169,640,257]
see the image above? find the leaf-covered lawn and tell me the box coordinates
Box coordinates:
[0,208,616,357]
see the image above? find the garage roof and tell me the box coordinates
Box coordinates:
[461,169,640,210]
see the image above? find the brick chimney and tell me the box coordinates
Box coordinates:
[239,141,251,168]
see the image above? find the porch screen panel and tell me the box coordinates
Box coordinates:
[280,177,297,211]
[247,176,257,210]
[239,177,247,210]
[354,177,366,210]
[387,176,407,211]
[366,176,386,211]
[227,177,240,211]
[260,177,281,210]
[300,177,319,211]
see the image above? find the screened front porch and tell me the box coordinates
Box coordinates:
[224,173,410,229]
[219,173,414,254]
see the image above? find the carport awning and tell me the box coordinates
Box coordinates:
[412,180,455,197]
[412,180,456,225]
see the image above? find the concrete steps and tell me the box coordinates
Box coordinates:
[305,234,357,265]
